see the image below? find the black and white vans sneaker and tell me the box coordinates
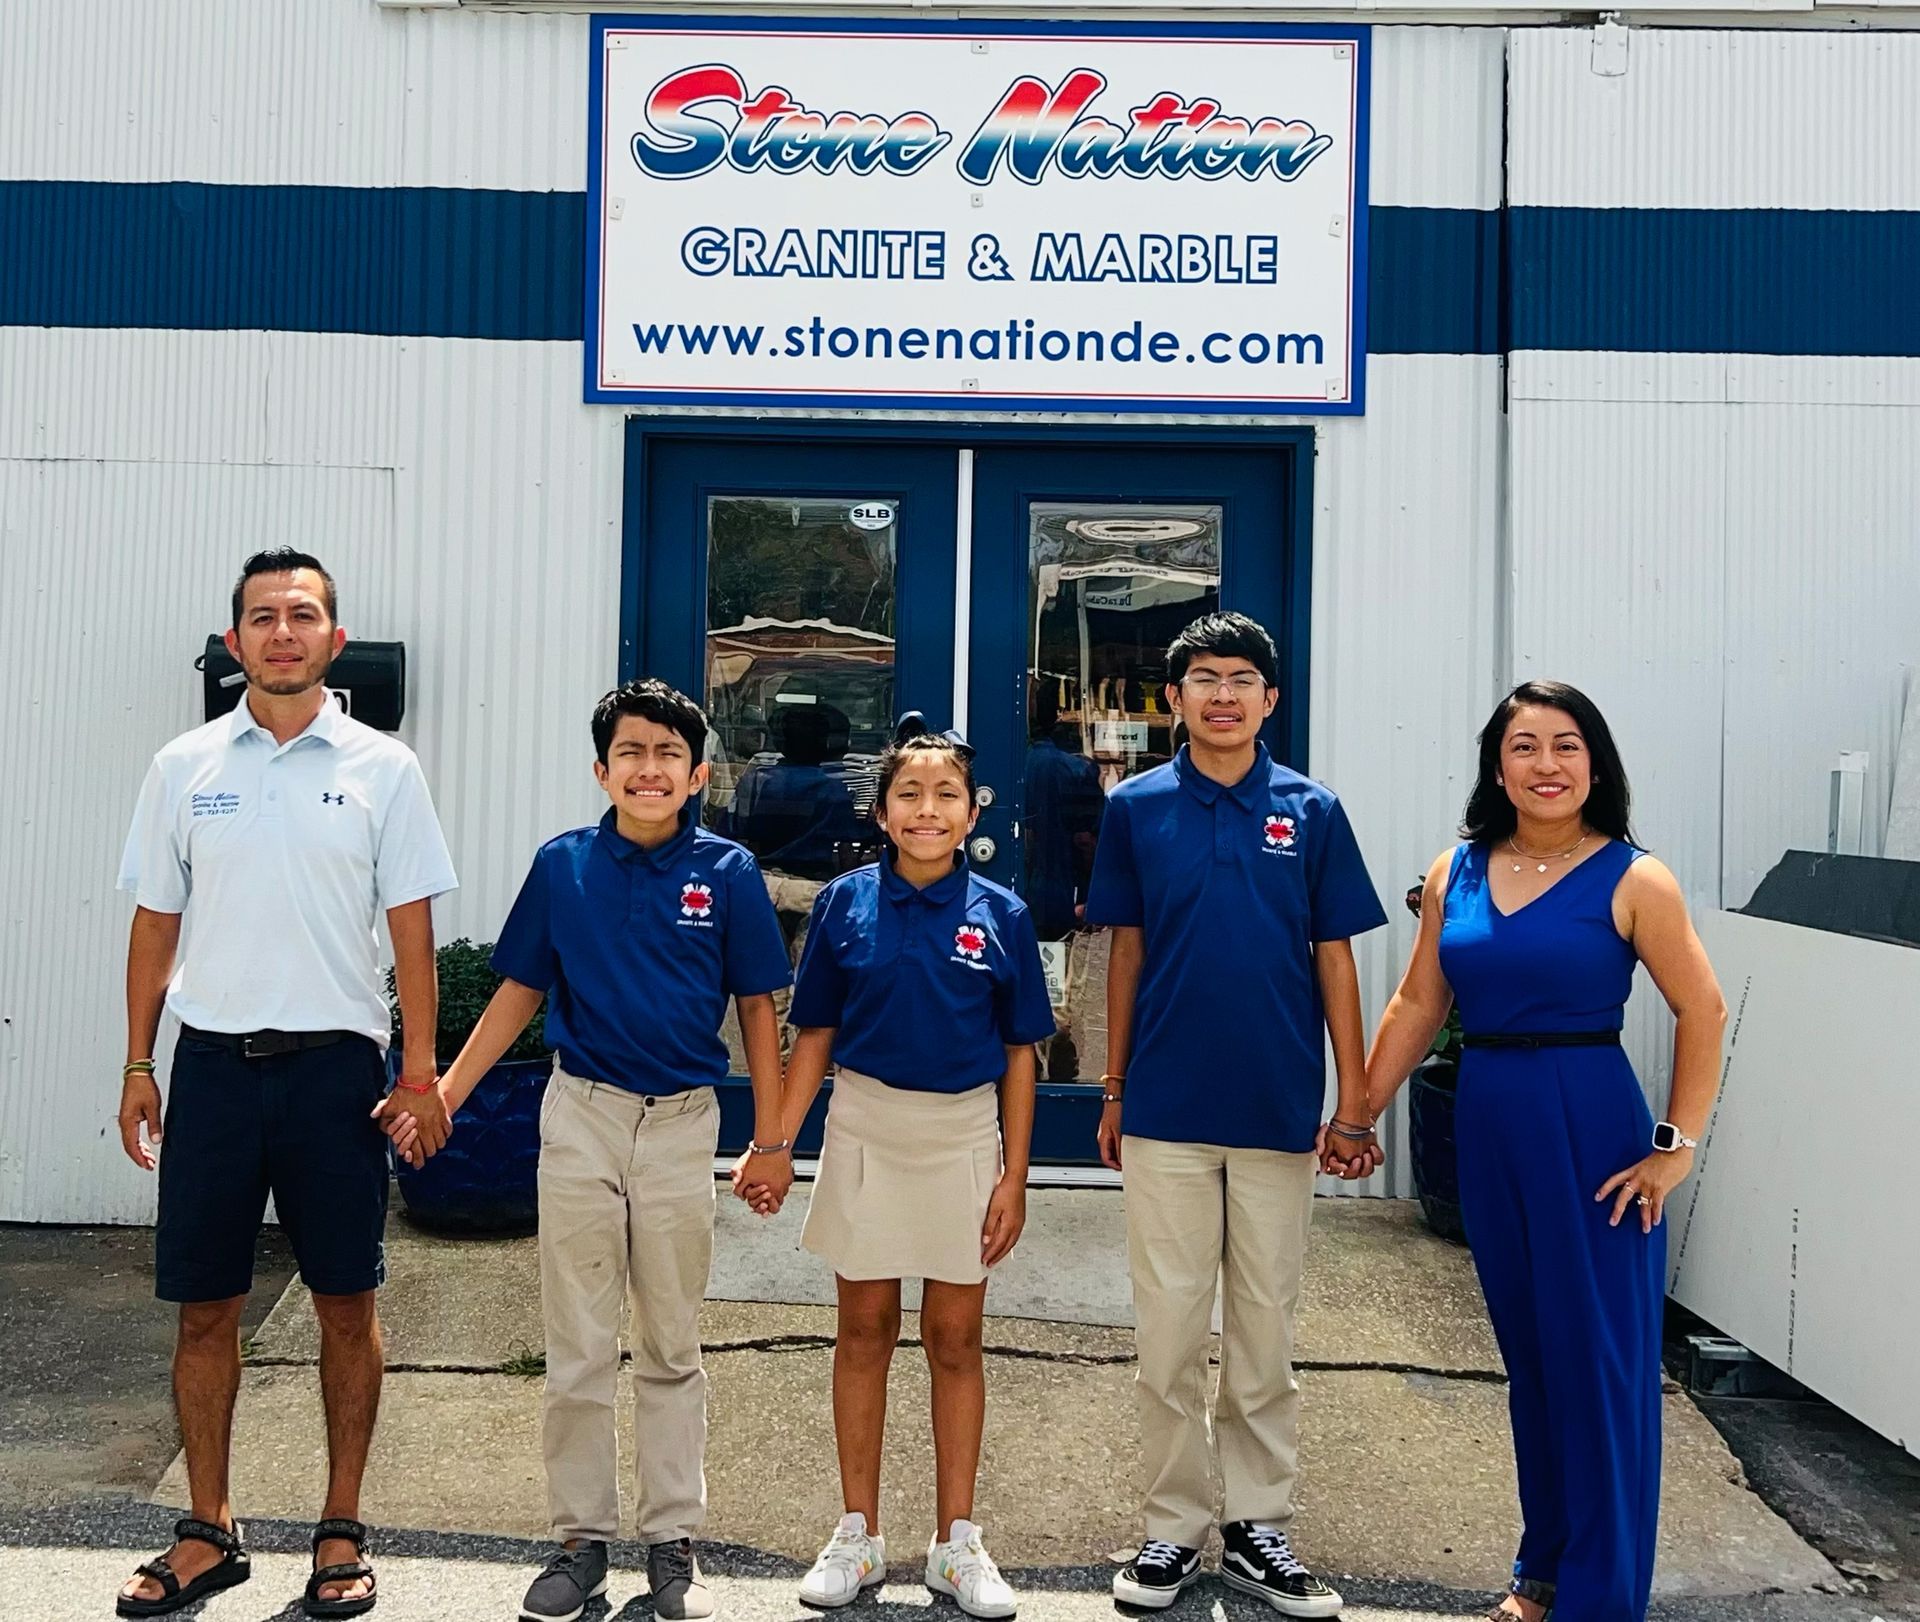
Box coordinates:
[1218,1522,1342,1618]
[1112,1541,1204,1609]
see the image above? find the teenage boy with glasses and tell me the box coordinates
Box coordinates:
[1087,612,1386,1617]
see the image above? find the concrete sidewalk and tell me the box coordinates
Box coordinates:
[144,1191,1840,1613]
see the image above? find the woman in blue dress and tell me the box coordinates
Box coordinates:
[1351,681,1726,1622]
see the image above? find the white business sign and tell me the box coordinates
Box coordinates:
[586,18,1370,415]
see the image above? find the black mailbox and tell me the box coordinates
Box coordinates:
[197,636,408,732]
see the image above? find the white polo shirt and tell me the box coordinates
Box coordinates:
[118,692,458,1046]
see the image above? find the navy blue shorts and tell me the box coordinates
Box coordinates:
[155,1029,390,1303]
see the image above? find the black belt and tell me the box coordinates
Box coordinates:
[182,1025,350,1060]
[1461,1030,1621,1050]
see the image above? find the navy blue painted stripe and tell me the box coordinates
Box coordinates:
[1510,206,1920,358]
[0,181,582,341]
[1368,205,1500,355]
[3,181,1917,358]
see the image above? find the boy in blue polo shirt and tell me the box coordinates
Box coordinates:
[382,680,790,1622]
[1086,614,1386,1619]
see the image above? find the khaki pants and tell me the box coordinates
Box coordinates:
[1122,1134,1317,1546]
[538,1066,720,1544]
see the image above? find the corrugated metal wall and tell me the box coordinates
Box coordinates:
[1508,28,1920,1100]
[4,4,1915,1218]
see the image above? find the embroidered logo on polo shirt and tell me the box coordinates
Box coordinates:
[189,792,240,818]
[678,881,715,927]
[1263,813,1298,853]
[321,792,347,805]
[950,925,991,971]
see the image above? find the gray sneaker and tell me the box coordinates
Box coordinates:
[521,1541,609,1622]
[648,1539,714,1621]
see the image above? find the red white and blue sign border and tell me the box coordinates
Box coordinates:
[584,14,1371,416]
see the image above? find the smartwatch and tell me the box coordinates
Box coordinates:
[1651,1121,1698,1153]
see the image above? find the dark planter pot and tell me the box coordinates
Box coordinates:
[1409,1057,1468,1245]
[392,1055,551,1235]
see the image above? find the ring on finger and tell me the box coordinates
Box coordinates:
[1636,1193,1651,1207]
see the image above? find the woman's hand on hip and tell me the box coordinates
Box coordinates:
[1597,1148,1694,1232]
[981,1173,1027,1267]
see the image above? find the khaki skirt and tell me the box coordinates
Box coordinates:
[801,1068,1002,1285]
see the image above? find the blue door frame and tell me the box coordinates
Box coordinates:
[620,417,1315,1166]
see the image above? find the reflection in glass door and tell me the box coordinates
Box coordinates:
[702,494,898,1066]
[702,493,896,871]
[1024,503,1222,1082]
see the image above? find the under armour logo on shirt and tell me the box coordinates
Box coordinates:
[321,792,347,805]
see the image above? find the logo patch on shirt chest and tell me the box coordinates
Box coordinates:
[190,791,241,819]
[1263,812,1299,855]
[677,880,716,927]
[950,924,991,971]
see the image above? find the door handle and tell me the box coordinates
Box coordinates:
[969,836,997,862]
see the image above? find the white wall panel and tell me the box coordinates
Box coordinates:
[400,8,587,190]
[0,335,626,1224]
[1511,26,1920,209]
[1369,26,1507,209]
[1507,398,1729,1104]
[0,1,407,186]
[390,338,628,938]
[0,329,400,473]
[0,0,586,191]
[1309,354,1507,1194]
[0,461,397,1225]
[1721,403,1920,905]
[1514,351,1920,409]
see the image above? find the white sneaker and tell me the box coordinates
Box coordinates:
[925,1520,1017,1619]
[799,1512,888,1609]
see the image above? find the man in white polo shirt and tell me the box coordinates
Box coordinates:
[113,548,456,1620]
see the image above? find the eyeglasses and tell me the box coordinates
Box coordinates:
[1179,674,1267,697]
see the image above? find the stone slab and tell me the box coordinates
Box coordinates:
[252,1194,1498,1377]
[158,1360,1833,1599]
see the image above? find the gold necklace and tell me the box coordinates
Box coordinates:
[1506,832,1589,874]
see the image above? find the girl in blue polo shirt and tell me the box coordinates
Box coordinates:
[743,723,1053,1620]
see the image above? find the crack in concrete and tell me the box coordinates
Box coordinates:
[245,1341,1510,1382]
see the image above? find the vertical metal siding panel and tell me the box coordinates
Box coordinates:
[1507,399,1728,1106]
[1721,404,1920,904]
[1369,26,1506,210]
[1311,354,1506,1197]
[0,0,406,186]
[390,338,627,962]
[0,461,395,1224]
[1510,27,1920,210]
[402,9,588,192]
[0,335,628,1223]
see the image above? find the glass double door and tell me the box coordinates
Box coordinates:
[635,433,1300,1149]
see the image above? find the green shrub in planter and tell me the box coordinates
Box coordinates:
[387,937,550,1064]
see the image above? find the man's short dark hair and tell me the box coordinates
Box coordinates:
[592,678,709,765]
[231,548,337,628]
[1166,611,1280,688]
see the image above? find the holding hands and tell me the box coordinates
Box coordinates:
[731,1142,794,1217]
[371,1075,452,1168]
[1319,1115,1383,1181]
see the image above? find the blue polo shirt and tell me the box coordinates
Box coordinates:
[492,809,790,1095]
[1085,745,1386,1152]
[790,856,1056,1093]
